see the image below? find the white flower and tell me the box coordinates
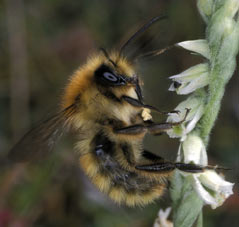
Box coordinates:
[177,39,210,59]
[153,207,173,227]
[167,96,204,140]
[193,170,234,209]
[180,134,208,165]
[169,63,209,95]
[178,135,234,209]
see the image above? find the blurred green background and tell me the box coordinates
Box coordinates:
[0,0,238,226]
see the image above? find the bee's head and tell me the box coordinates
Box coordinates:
[62,50,142,109]
[94,50,143,100]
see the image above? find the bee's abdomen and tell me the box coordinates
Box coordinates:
[108,169,165,206]
[79,133,166,206]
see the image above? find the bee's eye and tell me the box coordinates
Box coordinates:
[103,72,118,82]
[95,64,126,86]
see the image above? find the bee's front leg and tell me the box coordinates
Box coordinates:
[122,96,179,115]
[146,108,190,135]
[146,122,181,135]
[113,115,187,136]
[114,124,147,135]
[113,121,175,136]
[113,108,190,136]
[113,122,178,137]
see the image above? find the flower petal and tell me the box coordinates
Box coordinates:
[192,170,234,209]
[178,72,209,95]
[199,171,234,197]
[185,105,204,134]
[169,63,208,82]
[182,135,208,165]
[154,207,173,227]
[177,40,210,59]
[167,96,205,138]
[192,174,218,206]
[169,64,209,95]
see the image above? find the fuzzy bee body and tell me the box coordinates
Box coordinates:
[8,17,213,207]
[61,54,168,206]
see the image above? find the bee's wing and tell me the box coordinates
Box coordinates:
[8,105,75,163]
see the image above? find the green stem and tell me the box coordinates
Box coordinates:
[170,1,239,227]
[197,11,239,145]
[197,74,226,146]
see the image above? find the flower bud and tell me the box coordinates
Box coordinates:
[224,0,239,19]
[197,0,214,22]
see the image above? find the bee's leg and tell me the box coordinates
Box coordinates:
[114,119,183,136]
[136,162,205,173]
[146,123,175,135]
[114,124,147,135]
[135,162,175,172]
[122,95,161,112]
[146,108,190,135]
[174,163,205,173]
[113,109,189,136]
[175,163,231,172]
[122,96,179,115]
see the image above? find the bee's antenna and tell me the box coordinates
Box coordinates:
[99,48,117,67]
[119,16,167,57]
[136,45,174,59]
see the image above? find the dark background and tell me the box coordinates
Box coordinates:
[0,0,238,226]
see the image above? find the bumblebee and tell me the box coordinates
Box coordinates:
[8,17,214,207]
